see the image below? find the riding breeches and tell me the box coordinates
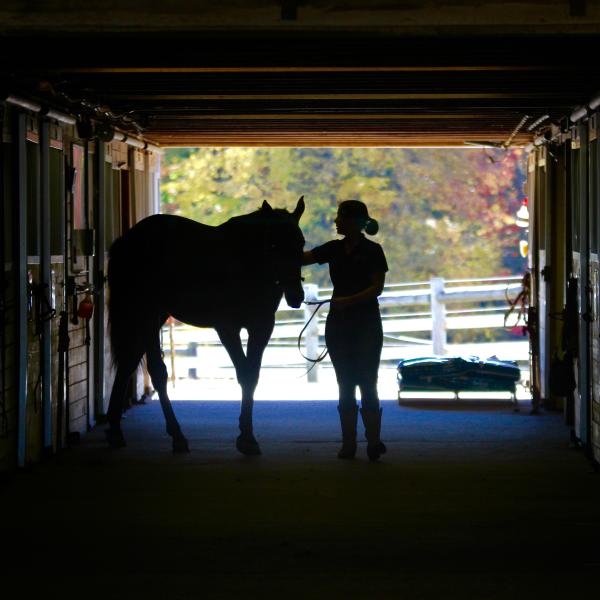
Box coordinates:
[325,305,383,411]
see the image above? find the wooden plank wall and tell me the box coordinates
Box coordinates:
[1,118,161,472]
[64,134,92,437]
[66,273,90,436]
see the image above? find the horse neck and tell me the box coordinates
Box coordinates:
[220,217,270,275]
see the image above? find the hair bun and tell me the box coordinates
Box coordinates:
[365,218,379,235]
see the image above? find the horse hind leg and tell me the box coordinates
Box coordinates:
[106,351,144,448]
[147,332,190,453]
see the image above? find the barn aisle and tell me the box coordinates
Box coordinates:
[2,399,599,599]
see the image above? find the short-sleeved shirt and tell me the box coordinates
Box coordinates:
[312,235,388,308]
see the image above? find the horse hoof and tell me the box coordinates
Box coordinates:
[105,428,126,448]
[172,436,190,454]
[236,435,261,456]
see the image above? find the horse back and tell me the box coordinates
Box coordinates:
[116,214,219,270]
[111,214,259,296]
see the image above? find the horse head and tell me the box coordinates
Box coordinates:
[260,196,306,309]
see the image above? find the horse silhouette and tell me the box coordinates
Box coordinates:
[105,197,306,454]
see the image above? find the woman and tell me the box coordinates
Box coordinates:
[303,200,388,461]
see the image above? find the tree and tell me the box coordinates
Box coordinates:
[161,147,527,287]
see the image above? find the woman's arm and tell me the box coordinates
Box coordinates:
[302,250,318,266]
[331,271,386,309]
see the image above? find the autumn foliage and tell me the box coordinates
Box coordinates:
[161,147,527,288]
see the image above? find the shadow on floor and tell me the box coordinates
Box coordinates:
[2,400,599,599]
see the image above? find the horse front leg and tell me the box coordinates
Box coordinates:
[236,323,274,453]
[216,327,261,455]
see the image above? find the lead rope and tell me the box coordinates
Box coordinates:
[297,299,330,377]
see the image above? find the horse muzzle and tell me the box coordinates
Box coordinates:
[284,284,305,309]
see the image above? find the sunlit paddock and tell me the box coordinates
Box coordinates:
[161,277,531,402]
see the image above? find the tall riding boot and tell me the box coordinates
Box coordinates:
[360,407,387,461]
[337,404,358,459]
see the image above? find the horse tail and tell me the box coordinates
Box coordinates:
[107,235,138,370]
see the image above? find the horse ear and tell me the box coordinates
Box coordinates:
[261,200,273,212]
[293,196,305,221]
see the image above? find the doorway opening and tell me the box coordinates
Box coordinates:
[159,146,530,402]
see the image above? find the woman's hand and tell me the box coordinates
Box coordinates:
[331,273,386,310]
[331,296,353,310]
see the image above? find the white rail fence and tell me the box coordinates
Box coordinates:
[162,275,528,383]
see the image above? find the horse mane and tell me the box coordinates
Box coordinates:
[224,206,295,228]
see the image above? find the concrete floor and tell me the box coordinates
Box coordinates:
[2,398,600,599]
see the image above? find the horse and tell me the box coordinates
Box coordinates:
[105,197,306,455]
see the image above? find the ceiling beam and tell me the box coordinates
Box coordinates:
[48,65,561,74]
[106,93,568,101]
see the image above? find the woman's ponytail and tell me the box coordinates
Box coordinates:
[364,218,379,235]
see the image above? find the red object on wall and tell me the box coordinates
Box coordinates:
[77,295,94,320]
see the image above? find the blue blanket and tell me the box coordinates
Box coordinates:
[397,355,520,392]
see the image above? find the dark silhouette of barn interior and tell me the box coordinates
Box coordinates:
[2,2,600,597]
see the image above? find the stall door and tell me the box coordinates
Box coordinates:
[527,150,541,406]
[536,146,551,401]
[527,146,552,406]
[589,113,600,463]
[569,127,582,436]
[572,123,591,445]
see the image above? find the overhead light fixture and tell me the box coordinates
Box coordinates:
[527,115,550,132]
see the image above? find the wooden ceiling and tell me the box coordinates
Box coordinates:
[2,27,600,147]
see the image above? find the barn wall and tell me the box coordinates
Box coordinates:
[530,110,600,465]
[0,101,161,473]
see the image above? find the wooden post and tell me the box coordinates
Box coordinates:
[303,284,320,383]
[431,277,447,355]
